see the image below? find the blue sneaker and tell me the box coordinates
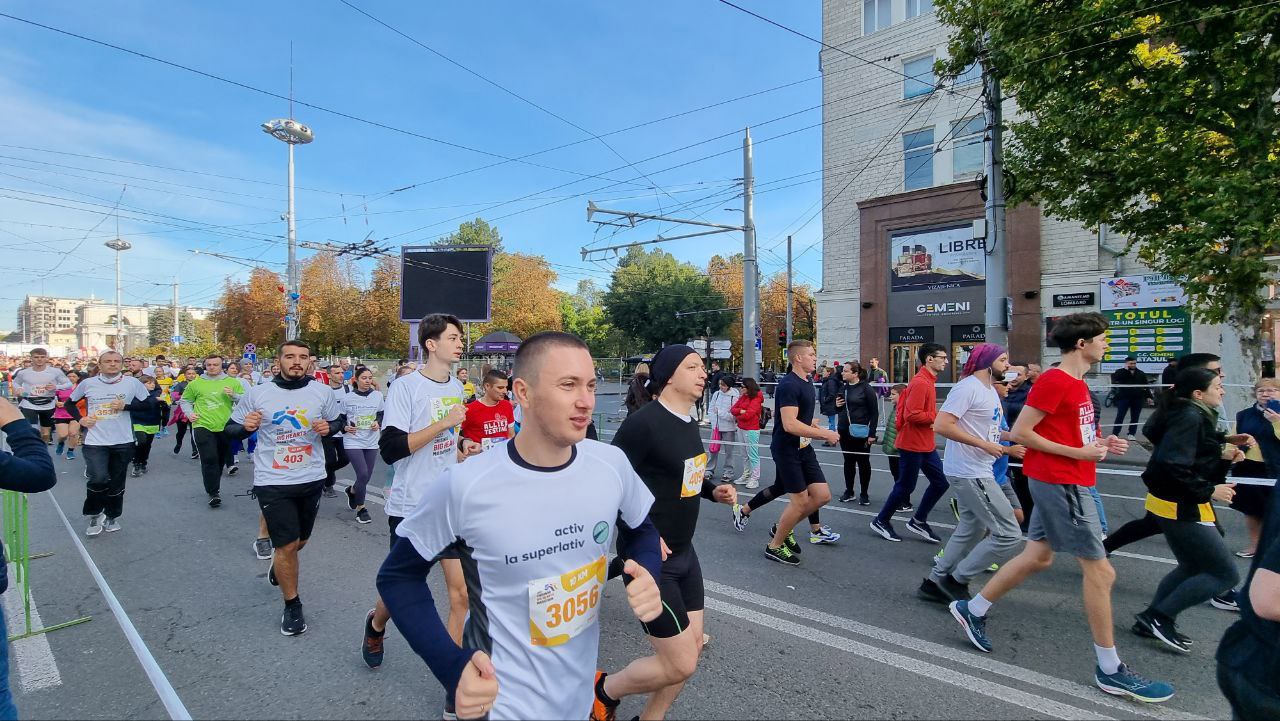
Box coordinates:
[1095,664,1174,703]
[949,600,992,653]
[55,440,65,456]
[65,449,76,460]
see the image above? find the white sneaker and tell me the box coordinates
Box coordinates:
[746,477,759,489]
[733,471,750,486]
[1126,434,1136,441]
[85,513,105,537]
[103,517,121,533]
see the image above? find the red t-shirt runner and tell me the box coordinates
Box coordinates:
[461,398,516,450]
[1021,367,1098,487]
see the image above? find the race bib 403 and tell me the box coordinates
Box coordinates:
[528,555,606,647]
[273,444,313,470]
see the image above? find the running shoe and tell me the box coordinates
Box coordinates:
[130,464,142,478]
[345,485,359,510]
[173,445,181,455]
[869,519,901,542]
[896,502,914,514]
[281,603,307,636]
[65,449,75,460]
[590,670,618,721]
[918,578,948,603]
[1132,612,1191,653]
[764,544,800,566]
[103,517,121,533]
[936,574,971,602]
[323,486,338,498]
[362,609,385,669]
[769,524,802,554]
[733,471,750,486]
[85,513,104,537]
[190,449,199,459]
[1094,664,1174,703]
[906,519,942,544]
[1210,590,1240,612]
[253,537,273,560]
[1235,549,1255,559]
[268,562,279,587]
[949,600,992,653]
[731,503,749,532]
[987,563,1000,572]
[858,494,870,506]
[140,463,148,475]
[809,525,841,545]
[55,440,65,455]
[839,491,856,503]
[356,508,372,524]
[745,478,759,490]
[208,495,221,509]
[228,464,240,477]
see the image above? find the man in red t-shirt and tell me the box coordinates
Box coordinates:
[947,312,1174,703]
[460,369,516,452]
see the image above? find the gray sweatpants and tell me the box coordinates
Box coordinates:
[709,429,739,479]
[931,475,1023,585]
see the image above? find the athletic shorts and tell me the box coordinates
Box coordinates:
[999,482,1021,510]
[256,480,323,548]
[773,445,826,494]
[640,546,701,639]
[1026,478,1105,560]
[21,407,55,428]
[388,514,459,559]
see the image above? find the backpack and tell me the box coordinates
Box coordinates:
[759,405,773,430]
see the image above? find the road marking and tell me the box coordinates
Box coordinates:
[704,597,1116,720]
[705,580,1205,721]
[2,565,62,693]
[1111,550,1177,566]
[46,492,192,721]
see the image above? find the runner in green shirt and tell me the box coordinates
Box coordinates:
[178,356,244,507]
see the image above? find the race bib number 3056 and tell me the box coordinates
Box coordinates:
[528,555,606,647]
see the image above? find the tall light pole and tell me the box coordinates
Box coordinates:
[261,118,314,339]
[104,238,131,352]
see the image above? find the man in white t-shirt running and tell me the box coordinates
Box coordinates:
[918,343,1023,604]
[362,313,481,673]
[377,331,663,720]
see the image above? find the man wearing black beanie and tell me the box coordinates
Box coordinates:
[593,344,737,720]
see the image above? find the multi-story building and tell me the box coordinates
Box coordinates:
[16,295,87,345]
[77,303,150,355]
[815,0,1215,383]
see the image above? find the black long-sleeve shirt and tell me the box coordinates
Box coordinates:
[611,399,716,554]
[0,419,58,593]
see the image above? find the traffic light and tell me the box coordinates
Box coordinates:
[777,329,787,348]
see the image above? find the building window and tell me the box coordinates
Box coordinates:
[906,0,933,18]
[952,116,985,178]
[903,128,935,190]
[903,54,936,99]
[955,61,982,86]
[863,0,891,35]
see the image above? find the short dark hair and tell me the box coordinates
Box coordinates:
[30,348,47,356]
[1176,353,1221,372]
[483,369,509,386]
[418,313,463,359]
[276,340,310,357]
[1050,312,1109,353]
[786,339,814,356]
[918,343,946,364]
[511,332,589,383]
[204,354,224,363]
[327,364,341,373]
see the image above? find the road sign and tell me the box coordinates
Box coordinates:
[243,352,257,363]
[710,349,732,359]
[710,339,732,350]
[688,339,708,350]
[754,324,762,339]
[170,335,184,345]
[243,343,257,353]
[755,337,762,351]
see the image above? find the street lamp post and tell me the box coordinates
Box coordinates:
[261,118,314,340]
[104,238,132,352]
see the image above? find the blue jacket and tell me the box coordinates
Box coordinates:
[0,419,58,593]
[1237,404,1280,480]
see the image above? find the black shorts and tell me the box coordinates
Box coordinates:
[773,445,826,494]
[387,514,459,560]
[21,407,55,428]
[256,480,324,547]
[641,546,701,639]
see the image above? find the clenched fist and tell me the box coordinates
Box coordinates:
[623,560,662,623]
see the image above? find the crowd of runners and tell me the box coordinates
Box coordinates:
[0,308,1277,720]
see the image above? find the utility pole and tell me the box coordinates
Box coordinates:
[172,277,180,345]
[742,128,759,380]
[785,235,794,345]
[983,50,1009,347]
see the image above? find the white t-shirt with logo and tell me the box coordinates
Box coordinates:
[14,367,72,411]
[70,375,150,446]
[341,389,384,450]
[383,371,465,518]
[395,439,654,721]
[938,374,1002,479]
[231,379,341,487]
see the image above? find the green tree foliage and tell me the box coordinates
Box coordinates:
[938,1,1280,369]
[561,280,633,357]
[437,218,504,251]
[148,309,205,347]
[602,247,730,350]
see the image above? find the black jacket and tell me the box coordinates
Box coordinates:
[1111,367,1151,401]
[838,381,879,436]
[819,374,842,416]
[1141,401,1232,518]
[624,373,652,416]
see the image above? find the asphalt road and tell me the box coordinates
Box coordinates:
[5,389,1244,720]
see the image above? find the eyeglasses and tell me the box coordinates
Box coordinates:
[929,354,948,361]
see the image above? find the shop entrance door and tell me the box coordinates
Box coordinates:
[890,343,921,384]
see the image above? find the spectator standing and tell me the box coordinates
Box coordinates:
[730,377,763,489]
[707,376,740,482]
[1110,356,1152,440]
[836,361,878,505]
[819,366,841,444]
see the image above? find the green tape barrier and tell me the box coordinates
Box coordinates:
[3,490,91,641]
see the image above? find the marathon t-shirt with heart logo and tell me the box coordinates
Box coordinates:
[231,379,340,487]
[1021,367,1099,487]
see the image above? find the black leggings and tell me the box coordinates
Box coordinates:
[1104,512,1161,554]
[133,431,155,466]
[347,448,378,505]
[193,428,230,496]
[173,421,193,453]
[839,434,872,496]
[323,436,349,488]
[746,478,821,525]
[1148,518,1240,620]
[159,403,170,430]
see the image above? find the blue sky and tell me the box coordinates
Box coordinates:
[0,1,827,331]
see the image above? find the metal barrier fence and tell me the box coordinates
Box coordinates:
[2,489,91,640]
